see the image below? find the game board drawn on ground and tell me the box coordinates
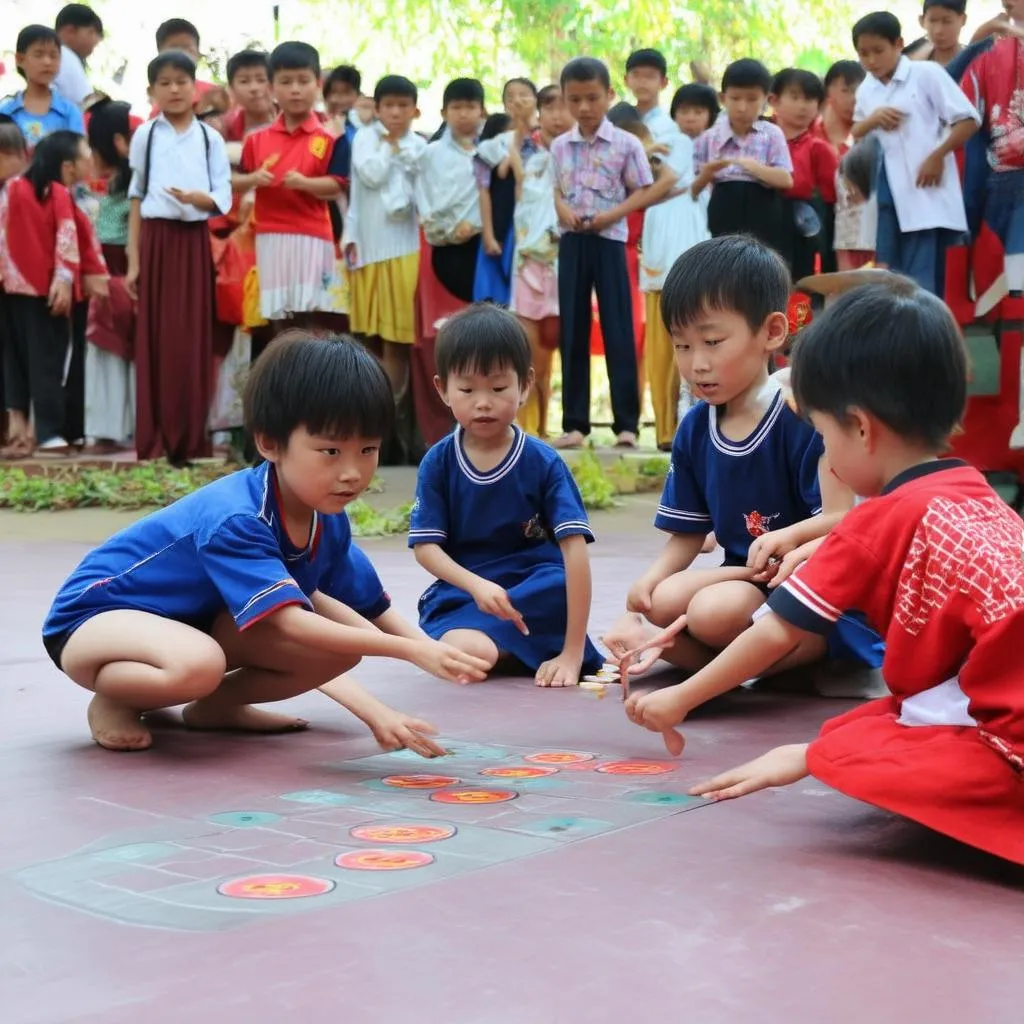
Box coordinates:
[10,741,709,932]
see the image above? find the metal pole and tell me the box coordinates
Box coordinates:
[273,5,281,42]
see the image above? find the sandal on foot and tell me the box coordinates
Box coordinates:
[551,431,586,450]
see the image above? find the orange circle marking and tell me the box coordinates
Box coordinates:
[381,774,460,789]
[595,761,675,775]
[336,849,435,871]
[349,823,456,844]
[218,874,335,899]
[524,752,595,765]
[479,766,558,779]
[429,788,518,805]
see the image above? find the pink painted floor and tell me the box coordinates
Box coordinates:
[4,525,1024,1024]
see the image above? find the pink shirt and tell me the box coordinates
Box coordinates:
[694,113,792,185]
[550,118,653,242]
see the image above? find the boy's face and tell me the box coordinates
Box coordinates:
[435,365,529,443]
[230,66,273,116]
[538,96,573,138]
[273,67,319,119]
[152,65,196,116]
[920,7,966,50]
[326,81,358,117]
[16,39,60,87]
[376,95,418,136]
[670,307,786,406]
[563,77,612,134]
[64,25,102,60]
[855,34,903,82]
[826,77,858,121]
[444,99,484,139]
[674,103,711,138]
[721,86,766,132]
[625,66,668,108]
[809,410,882,497]
[160,32,200,61]
[503,81,537,121]
[354,95,376,124]
[0,149,28,182]
[771,85,820,133]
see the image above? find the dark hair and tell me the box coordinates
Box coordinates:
[435,304,532,384]
[226,49,270,84]
[16,25,60,76]
[480,112,511,141]
[852,11,903,45]
[771,68,825,104]
[791,276,966,449]
[537,84,562,108]
[670,82,720,122]
[269,41,320,78]
[147,50,196,86]
[502,77,537,102]
[824,59,866,90]
[661,235,791,332]
[55,4,103,34]
[245,331,395,445]
[24,130,83,201]
[0,114,27,159]
[86,99,132,194]
[324,64,361,98]
[443,77,485,107]
[607,101,641,128]
[625,48,668,77]
[560,57,611,90]
[373,74,418,105]
[721,58,772,94]
[840,135,880,199]
[155,18,199,50]
[923,0,966,13]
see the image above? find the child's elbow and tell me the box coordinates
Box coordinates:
[778,171,794,190]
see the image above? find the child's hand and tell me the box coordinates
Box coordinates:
[84,274,109,300]
[165,187,208,208]
[702,157,731,177]
[871,107,903,132]
[410,639,491,684]
[48,276,72,317]
[364,707,448,758]
[916,152,945,188]
[586,210,613,234]
[124,264,139,300]
[624,685,687,756]
[689,743,809,801]
[557,202,582,231]
[471,580,529,635]
[250,166,276,188]
[535,651,583,688]
[483,234,502,257]
[282,170,308,190]
[766,537,824,589]
[747,527,797,581]
[626,574,658,614]
[453,220,476,242]
[617,613,688,678]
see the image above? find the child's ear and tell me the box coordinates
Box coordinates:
[918,14,926,28]
[253,432,282,463]
[519,367,536,407]
[432,374,451,407]
[768,92,779,108]
[763,311,790,352]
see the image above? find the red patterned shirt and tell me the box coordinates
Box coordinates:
[0,177,80,297]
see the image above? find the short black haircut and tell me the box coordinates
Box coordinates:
[721,58,772,94]
[840,135,880,199]
[625,48,668,77]
[824,59,866,90]
[435,304,532,384]
[373,74,418,105]
[502,77,537,101]
[269,41,320,79]
[226,49,270,84]
[660,235,791,333]
[607,101,641,128]
[852,11,903,45]
[771,68,825,104]
[55,4,103,34]
[791,276,967,450]
[0,114,27,157]
[923,0,966,13]
[16,24,60,58]
[245,331,394,445]
[443,77,485,107]
[155,18,199,50]
[324,64,361,98]
[670,82,720,122]
[537,84,562,108]
[480,112,511,141]
[147,50,196,86]
[560,57,611,90]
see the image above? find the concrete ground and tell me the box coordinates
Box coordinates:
[3,480,1023,1024]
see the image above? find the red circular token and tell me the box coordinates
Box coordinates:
[336,849,435,871]
[349,823,456,844]
[429,788,518,804]
[479,766,559,779]
[217,873,335,899]
[595,761,675,775]
[524,752,595,765]
[381,774,460,789]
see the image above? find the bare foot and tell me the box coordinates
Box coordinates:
[600,612,657,661]
[182,701,309,733]
[551,430,586,450]
[88,693,153,751]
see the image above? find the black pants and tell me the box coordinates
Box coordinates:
[708,181,789,267]
[557,232,639,436]
[3,294,70,445]
[65,300,87,444]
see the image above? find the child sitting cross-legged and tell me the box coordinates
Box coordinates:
[634,277,1024,867]
[42,331,489,752]
[602,235,878,682]
[409,304,603,687]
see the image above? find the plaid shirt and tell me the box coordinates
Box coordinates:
[550,118,653,242]
[694,113,792,185]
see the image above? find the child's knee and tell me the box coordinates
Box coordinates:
[686,585,765,649]
[440,629,500,667]
[156,638,226,701]
[648,573,701,627]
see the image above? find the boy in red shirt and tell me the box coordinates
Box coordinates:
[626,275,1024,867]
[222,49,275,145]
[147,19,217,118]
[770,68,839,281]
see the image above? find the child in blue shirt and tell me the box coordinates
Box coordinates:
[43,332,489,752]
[409,304,602,687]
[602,235,878,683]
